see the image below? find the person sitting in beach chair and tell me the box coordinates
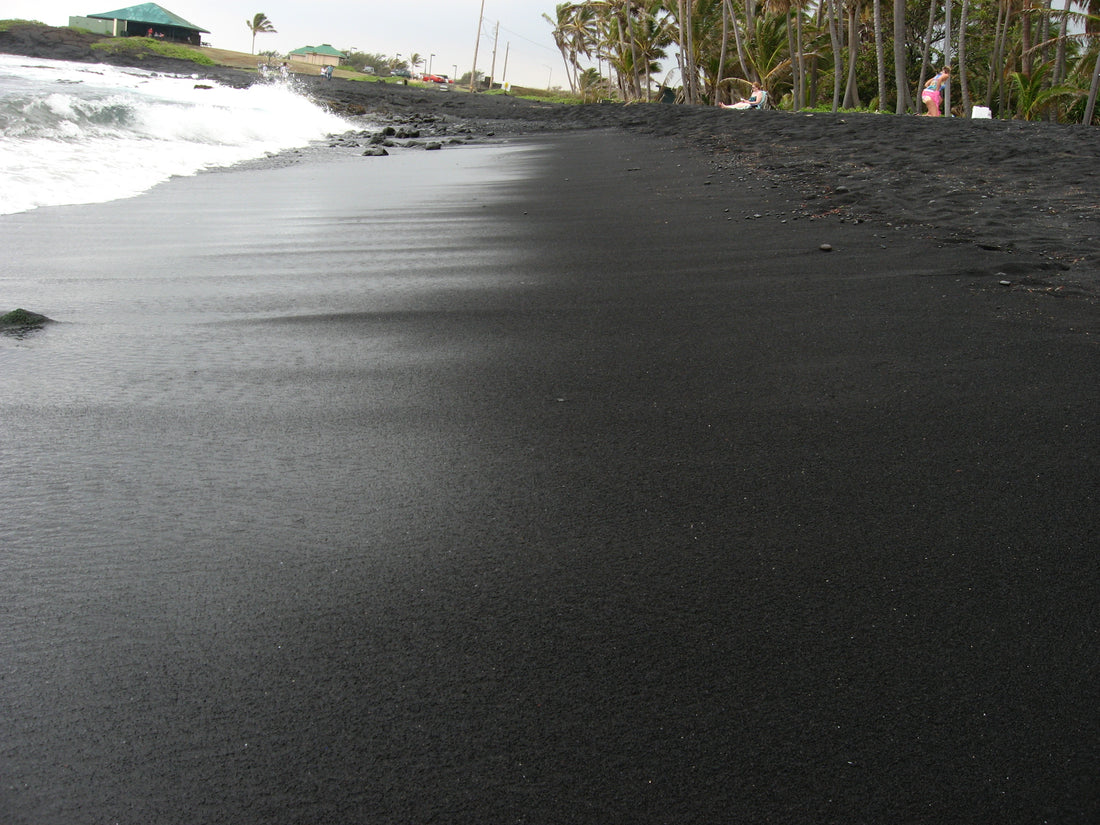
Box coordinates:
[720,83,766,110]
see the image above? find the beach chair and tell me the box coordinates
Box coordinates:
[750,90,768,110]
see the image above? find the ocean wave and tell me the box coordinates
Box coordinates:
[0,54,356,215]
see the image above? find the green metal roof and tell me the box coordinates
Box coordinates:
[89,3,209,33]
[289,44,346,58]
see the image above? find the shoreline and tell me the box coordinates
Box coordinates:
[297,87,1100,299]
[2,24,1097,296]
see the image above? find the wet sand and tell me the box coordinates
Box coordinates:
[2,35,1099,825]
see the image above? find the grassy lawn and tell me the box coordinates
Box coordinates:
[92,37,215,64]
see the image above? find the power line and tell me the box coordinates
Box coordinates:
[497,23,557,53]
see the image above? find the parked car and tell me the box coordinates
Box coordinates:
[390,68,411,78]
[421,74,452,84]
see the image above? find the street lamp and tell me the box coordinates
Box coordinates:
[428,53,435,75]
[545,65,552,92]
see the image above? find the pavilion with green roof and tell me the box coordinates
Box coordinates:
[288,44,346,68]
[71,4,209,46]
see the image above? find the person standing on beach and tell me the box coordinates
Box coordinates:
[921,67,951,117]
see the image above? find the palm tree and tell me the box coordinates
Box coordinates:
[246,13,276,55]
[578,66,606,100]
[621,0,674,100]
[544,3,580,94]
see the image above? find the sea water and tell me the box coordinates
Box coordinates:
[0,53,355,215]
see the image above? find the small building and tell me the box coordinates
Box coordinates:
[70,4,209,46]
[288,44,346,68]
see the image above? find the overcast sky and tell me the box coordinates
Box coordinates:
[6,1,569,88]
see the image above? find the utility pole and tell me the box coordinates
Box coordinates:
[488,21,499,89]
[501,42,510,90]
[469,0,484,92]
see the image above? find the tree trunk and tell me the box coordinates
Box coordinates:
[676,0,687,100]
[893,0,910,113]
[796,4,807,110]
[986,0,1005,109]
[626,1,642,101]
[957,0,971,115]
[918,0,936,93]
[809,53,819,105]
[677,0,699,104]
[828,0,844,111]
[874,0,887,110]
[1053,0,1072,85]
[725,0,750,81]
[943,0,954,115]
[788,10,801,110]
[717,0,730,104]
[1084,48,1100,125]
[1040,0,1052,68]
[1022,3,1033,76]
[995,0,1014,117]
[843,2,862,109]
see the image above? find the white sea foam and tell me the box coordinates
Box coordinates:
[0,53,356,215]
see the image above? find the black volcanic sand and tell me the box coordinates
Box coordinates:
[307,78,1100,299]
[3,28,1100,825]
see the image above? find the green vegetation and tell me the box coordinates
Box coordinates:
[91,37,215,65]
[343,74,409,84]
[483,86,586,103]
[0,19,47,31]
[543,1,1100,124]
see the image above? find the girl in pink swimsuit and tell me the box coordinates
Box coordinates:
[922,67,951,117]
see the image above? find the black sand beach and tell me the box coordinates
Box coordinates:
[2,35,1099,825]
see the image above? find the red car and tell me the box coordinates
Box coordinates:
[421,73,452,84]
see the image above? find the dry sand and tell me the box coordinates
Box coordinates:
[286,71,1099,304]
